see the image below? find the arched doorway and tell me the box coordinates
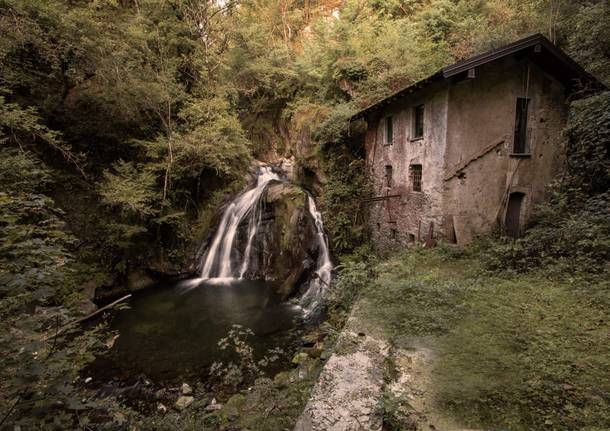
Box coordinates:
[505,192,525,238]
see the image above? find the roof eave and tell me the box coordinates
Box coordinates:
[349,34,607,122]
[350,70,444,121]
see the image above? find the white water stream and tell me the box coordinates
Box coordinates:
[200,166,279,279]
[299,196,333,311]
[196,165,332,313]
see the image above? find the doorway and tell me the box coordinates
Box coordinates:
[505,192,525,238]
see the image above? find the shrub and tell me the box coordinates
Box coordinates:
[324,248,377,326]
[320,155,372,254]
[210,325,284,391]
[478,191,610,275]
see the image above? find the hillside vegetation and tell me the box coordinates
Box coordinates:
[1,0,609,429]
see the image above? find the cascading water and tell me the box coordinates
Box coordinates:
[195,164,333,313]
[199,166,279,280]
[299,196,333,313]
[101,166,331,385]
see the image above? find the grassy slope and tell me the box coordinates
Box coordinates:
[360,248,610,430]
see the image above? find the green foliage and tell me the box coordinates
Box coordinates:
[478,192,610,275]
[0,145,117,428]
[320,154,372,253]
[376,390,416,431]
[324,247,377,326]
[1,0,253,277]
[565,1,610,84]
[200,376,318,431]
[209,325,285,391]
[0,152,73,304]
[0,93,84,174]
[312,103,358,146]
[564,92,610,195]
[176,95,252,180]
[100,160,161,218]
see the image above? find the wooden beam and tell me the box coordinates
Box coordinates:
[360,194,401,203]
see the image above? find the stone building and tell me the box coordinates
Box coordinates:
[352,34,605,247]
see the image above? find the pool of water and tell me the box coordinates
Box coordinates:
[94,278,304,383]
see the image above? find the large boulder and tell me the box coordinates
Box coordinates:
[238,181,319,299]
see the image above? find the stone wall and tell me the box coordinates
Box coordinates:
[364,56,568,248]
[365,82,450,250]
[442,57,568,243]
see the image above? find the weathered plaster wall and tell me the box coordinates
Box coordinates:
[364,56,568,248]
[365,83,449,250]
[442,57,568,243]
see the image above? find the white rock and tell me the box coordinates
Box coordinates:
[181,383,192,395]
[157,403,167,414]
[205,398,223,412]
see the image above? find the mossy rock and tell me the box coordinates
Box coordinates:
[273,371,294,387]
[223,394,246,420]
[241,181,318,299]
[292,352,309,365]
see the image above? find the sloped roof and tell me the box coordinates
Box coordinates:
[351,34,606,120]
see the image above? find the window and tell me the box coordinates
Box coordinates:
[410,164,422,192]
[513,98,530,154]
[384,165,393,187]
[413,105,424,139]
[385,116,393,145]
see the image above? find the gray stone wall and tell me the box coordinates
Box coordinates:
[366,83,449,250]
[442,57,568,243]
[364,56,568,248]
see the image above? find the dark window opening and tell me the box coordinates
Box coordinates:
[505,192,525,238]
[410,164,422,192]
[390,228,397,239]
[413,105,424,139]
[385,165,393,187]
[513,98,530,154]
[408,234,416,243]
[385,116,393,145]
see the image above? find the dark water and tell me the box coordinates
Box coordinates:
[95,278,303,383]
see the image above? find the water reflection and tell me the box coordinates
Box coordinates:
[104,278,302,381]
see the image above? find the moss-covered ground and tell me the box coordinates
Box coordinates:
[358,247,610,431]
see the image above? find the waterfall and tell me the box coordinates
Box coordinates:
[199,166,279,279]
[300,195,333,313]
[196,164,333,314]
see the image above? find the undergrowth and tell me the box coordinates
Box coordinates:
[358,246,610,430]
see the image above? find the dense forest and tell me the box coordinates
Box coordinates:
[1,0,609,430]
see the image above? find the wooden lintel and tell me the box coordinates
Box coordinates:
[444,137,506,182]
